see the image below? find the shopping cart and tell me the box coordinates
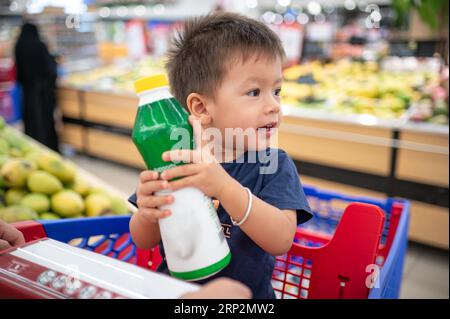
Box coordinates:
[12,185,409,299]
[272,185,410,299]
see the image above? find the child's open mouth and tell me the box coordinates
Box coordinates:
[257,122,278,138]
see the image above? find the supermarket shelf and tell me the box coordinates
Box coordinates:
[0,12,22,18]
[280,122,448,156]
[281,105,449,136]
[58,83,137,98]
[279,114,449,187]
[56,85,450,136]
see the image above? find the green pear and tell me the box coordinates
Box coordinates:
[20,193,50,213]
[110,196,129,215]
[0,205,38,223]
[67,175,91,197]
[1,158,36,188]
[51,190,85,217]
[85,193,113,217]
[5,188,28,206]
[27,170,63,195]
[39,212,61,220]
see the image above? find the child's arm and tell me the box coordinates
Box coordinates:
[129,211,161,249]
[129,171,173,249]
[160,158,296,255]
[217,179,297,256]
[162,162,296,256]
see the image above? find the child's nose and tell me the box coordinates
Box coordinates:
[264,101,281,115]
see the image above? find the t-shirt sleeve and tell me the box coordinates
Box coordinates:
[128,193,138,208]
[258,149,313,225]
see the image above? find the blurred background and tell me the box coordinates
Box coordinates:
[0,0,448,299]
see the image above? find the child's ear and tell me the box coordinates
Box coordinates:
[186,93,212,125]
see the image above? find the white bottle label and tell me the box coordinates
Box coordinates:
[157,187,230,279]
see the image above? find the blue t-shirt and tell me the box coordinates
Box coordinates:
[128,148,313,299]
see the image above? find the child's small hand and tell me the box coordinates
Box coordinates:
[160,116,233,200]
[136,170,174,223]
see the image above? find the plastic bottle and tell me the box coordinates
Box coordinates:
[132,74,231,281]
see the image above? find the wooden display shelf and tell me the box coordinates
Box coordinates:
[397,131,449,188]
[58,87,81,119]
[60,123,85,151]
[408,200,449,250]
[85,128,145,169]
[279,116,392,176]
[83,91,137,128]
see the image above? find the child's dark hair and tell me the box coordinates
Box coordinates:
[166,12,285,109]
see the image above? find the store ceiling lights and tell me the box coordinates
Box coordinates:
[99,6,110,18]
[344,0,356,11]
[283,12,296,24]
[297,12,309,25]
[314,13,326,23]
[9,1,18,12]
[134,5,146,16]
[116,6,128,17]
[307,1,321,16]
[262,11,275,24]
[153,3,165,15]
[324,4,335,14]
[25,0,42,14]
[273,13,283,25]
[370,10,382,22]
[277,0,291,7]
[358,1,368,12]
[245,0,258,9]
[275,3,287,14]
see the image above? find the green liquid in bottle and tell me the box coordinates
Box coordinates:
[132,97,194,173]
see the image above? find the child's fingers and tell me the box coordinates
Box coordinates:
[139,180,169,195]
[162,149,199,164]
[138,195,173,208]
[139,170,159,183]
[0,221,25,246]
[139,208,171,222]
[0,239,11,251]
[168,176,197,191]
[160,164,200,181]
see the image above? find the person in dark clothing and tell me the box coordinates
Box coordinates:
[14,23,59,152]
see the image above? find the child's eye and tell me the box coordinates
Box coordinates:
[247,89,260,97]
[274,88,282,97]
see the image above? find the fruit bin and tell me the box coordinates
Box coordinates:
[0,123,136,223]
[12,185,409,299]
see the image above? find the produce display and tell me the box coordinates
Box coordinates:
[0,117,131,223]
[63,55,449,126]
[62,56,165,93]
[282,58,449,125]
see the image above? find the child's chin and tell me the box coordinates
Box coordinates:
[247,140,271,152]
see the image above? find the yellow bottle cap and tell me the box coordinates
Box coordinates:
[134,74,169,94]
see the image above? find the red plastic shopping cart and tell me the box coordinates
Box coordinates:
[10,185,409,299]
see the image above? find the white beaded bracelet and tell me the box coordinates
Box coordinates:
[231,187,253,226]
